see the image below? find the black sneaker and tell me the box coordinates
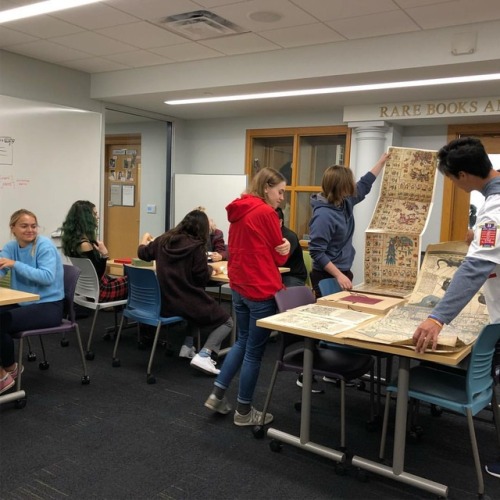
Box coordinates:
[296,374,324,394]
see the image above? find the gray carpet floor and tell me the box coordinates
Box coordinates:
[1,304,500,500]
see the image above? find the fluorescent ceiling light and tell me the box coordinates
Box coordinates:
[0,0,102,24]
[165,73,500,106]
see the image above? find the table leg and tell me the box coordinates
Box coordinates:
[267,337,345,463]
[352,357,448,497]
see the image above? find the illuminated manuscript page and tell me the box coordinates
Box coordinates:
[351,241,489,348]
[355,147,438,297]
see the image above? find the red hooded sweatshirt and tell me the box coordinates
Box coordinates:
[226,194,289,301]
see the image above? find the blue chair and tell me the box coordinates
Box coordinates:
[111,265,185,384]
[255,286,374,451]
[318,277,342,297]
[379,323,500,497]
[11,264,90,408]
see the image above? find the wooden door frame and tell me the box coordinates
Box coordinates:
[440,123,500,241]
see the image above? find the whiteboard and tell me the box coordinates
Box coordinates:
[174,174,247,239]
[0,95,101,246]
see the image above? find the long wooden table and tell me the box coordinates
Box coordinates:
[257,312,472,498]
[0,288,40,405]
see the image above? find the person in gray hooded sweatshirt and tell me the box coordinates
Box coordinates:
[308,152,390,297]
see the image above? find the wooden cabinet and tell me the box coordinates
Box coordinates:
[246,126,351,239]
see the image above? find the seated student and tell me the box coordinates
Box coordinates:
[0,209,64,393]
[138,209,233,376]
[194,207,228,262]
[276,207,307,287]
[61,200,127,301]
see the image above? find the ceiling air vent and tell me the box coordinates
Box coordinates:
[160,10,247,40]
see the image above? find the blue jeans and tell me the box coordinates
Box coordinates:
[215,290,276,404]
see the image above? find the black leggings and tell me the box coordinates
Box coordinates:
[0,300,64,366]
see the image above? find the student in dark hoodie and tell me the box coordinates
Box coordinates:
[204,167,290,427]
[309,152,390,296]
[138,210,233,376]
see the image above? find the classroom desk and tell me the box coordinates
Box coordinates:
[256,313,472,498]
[0,288,40,405]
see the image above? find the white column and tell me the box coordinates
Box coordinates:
[348,121,390,285]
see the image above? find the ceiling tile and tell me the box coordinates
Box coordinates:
[63,56,130,73]
[200,32,280,55]
[50,3,137,30]
[259,22,345,47]
[405,0,500,29]
[107,0,202,20]
[0,26,37,46]
[104,49,175,67]
[95,21,187,49]
[213,0,317,30]
[4,15,84,38]
[195,0,248,7]
[49,31,138,56]
[291,0,398,21]
[151,42,223,61]
[5,40,90,62]
[327,10,421,39]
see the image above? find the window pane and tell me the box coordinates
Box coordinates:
[251,137,293,182]
[297,135,346,186]
[295,191,315,240]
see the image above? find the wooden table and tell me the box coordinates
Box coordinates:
[257,312,472,498]
[0,288,39,306]
[0,288,40,405]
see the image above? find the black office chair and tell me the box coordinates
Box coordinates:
[254,286,374,453]
[318,277,390,427]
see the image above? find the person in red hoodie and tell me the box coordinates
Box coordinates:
[204,167,290,426]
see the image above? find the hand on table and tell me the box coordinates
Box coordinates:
[210,252,223,262]
[412,318,443,353]
[335,274,352,290]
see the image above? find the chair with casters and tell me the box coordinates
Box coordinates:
[11,264,90,409]
[318,277,388,427]
[379,323,500,498]
[111,265,185,384]
[254,285,375,455]
[69,257,127,360]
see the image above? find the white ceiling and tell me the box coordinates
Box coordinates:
[2,0,500,120]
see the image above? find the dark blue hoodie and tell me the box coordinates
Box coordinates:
[309,172,377,272]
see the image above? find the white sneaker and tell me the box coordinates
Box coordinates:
[179,345,196,359]
[190,354,220,375]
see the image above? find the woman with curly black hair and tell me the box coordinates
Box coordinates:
[61,200,127,302]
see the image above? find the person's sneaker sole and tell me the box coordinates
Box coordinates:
[233,408,273,426]
[204,394,232,415]
[296,376,324,394]
[485,464,500,478]
[0,375,15,395]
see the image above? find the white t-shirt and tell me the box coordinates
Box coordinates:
[468,193,500,322]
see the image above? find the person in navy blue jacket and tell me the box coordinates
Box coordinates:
[308,152,390,297]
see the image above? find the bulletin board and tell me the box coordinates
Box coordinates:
[0,95,101,246]
[174,174,247,239]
